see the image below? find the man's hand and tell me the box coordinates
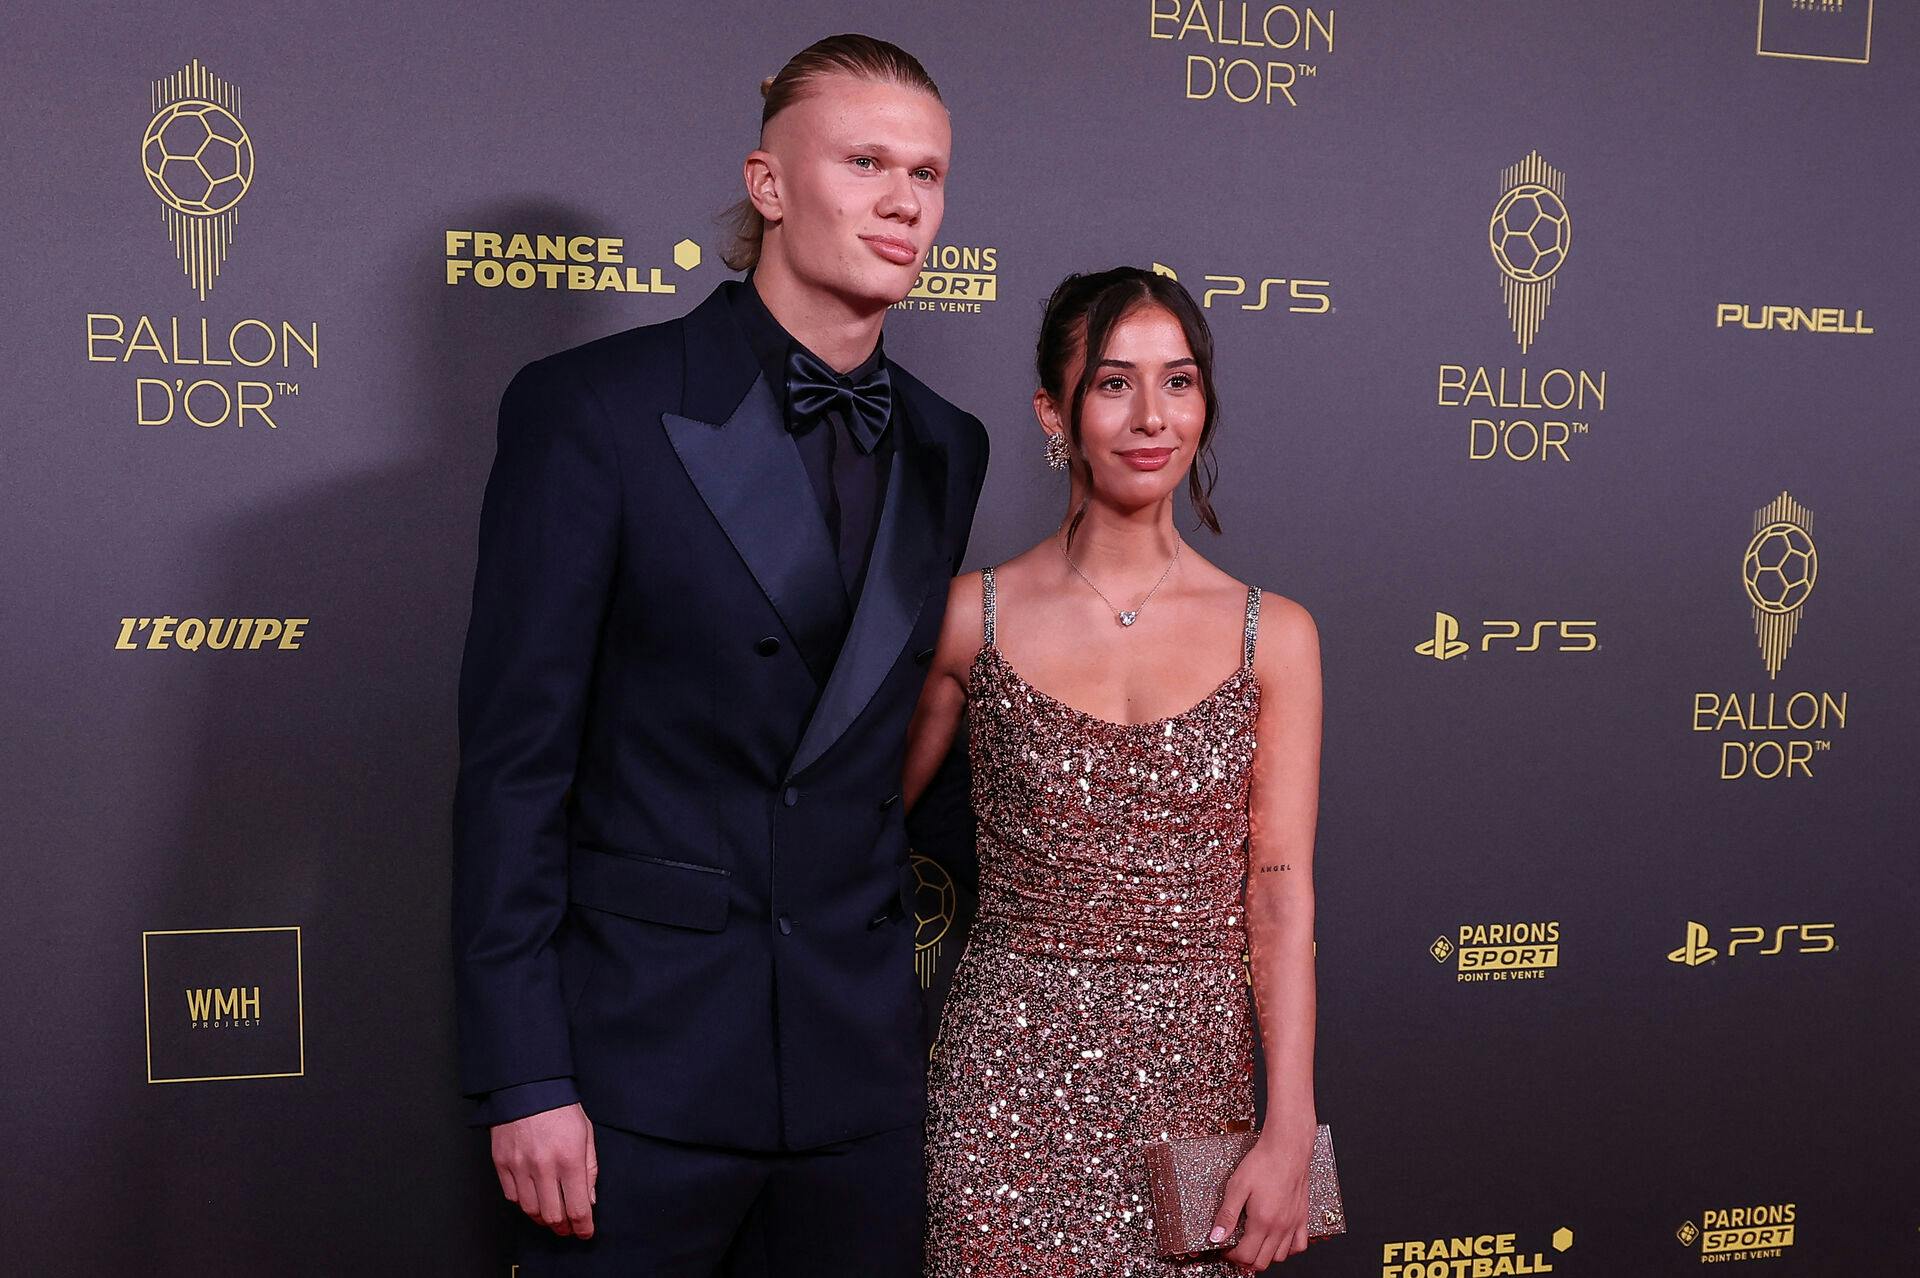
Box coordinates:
[491,1102,599,1239]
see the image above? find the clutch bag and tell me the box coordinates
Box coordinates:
[1142,1122,1346,1257]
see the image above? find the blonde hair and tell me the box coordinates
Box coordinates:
[719,34,943,272]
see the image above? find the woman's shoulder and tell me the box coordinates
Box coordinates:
[1185,554,1316,662]
[1248,583,1315,630]
[945,568,987,621]
[1245,584,1319,675]
[933,570,989,673]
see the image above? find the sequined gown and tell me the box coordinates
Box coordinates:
[926,569,1263,1276]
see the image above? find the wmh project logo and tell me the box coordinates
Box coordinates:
[143,926,304,1083]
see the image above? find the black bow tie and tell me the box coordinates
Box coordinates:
[785,346,892,454]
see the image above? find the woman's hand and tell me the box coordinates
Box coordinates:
[1212,1118,1315,1272]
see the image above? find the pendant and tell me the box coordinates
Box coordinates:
[1118,611,1138,627]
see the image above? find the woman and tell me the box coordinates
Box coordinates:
[904,267,1323,1275]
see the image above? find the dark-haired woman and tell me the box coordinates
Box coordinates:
[904,267,1323,1275]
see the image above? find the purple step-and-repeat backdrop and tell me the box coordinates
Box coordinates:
[3,2,1916,1274]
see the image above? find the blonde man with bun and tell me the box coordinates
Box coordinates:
[453,34,988,1274]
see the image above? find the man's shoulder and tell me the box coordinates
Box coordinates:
[890,360,987,454]
[513,312,687,404]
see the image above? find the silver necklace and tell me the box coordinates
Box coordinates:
[1061,537,1182,627]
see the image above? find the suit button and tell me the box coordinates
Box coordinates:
[778,914,793,935]
[755,636,781,656]
[783,786,800,807]
[878,793,900,811]
[914,646,936,666]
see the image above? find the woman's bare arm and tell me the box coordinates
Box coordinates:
[902,571,985,813]
[1217,593,1323,1271]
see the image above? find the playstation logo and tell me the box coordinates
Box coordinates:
[1667,920,1719,966]
[1415,612,1470,661]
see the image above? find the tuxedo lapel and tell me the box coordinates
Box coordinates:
[787,386,948,780]
[661,285,846,685]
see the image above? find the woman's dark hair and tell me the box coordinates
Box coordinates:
[719,34,943,272]
[1036,267,1222,547]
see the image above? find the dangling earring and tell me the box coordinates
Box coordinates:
[1043,433,1070,470]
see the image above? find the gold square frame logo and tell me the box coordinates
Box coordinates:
[142,925,305,1084]
[1756,0,1872,64]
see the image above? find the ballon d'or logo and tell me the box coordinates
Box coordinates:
[1742,491,1816,679]
[1489,151,1570,353]
[911,854,957,990]
[143,59,254,299]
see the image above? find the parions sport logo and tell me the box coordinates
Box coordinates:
[1429,922,1560,982]
[1689,492,1850,780]
[894,244,1000,316]
[1676,1202,1796,1263]
[1432,153,1613,464]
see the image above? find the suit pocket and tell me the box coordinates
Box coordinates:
[568,843,731,932]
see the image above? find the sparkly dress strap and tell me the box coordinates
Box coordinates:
[981,566,998,648]
[1242,586,1263,669]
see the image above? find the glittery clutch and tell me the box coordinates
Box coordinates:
[1143,1122,1346,1257]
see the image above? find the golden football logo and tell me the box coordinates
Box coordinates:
[1742,491,1816,679]
[143,60,253,299]
[1490,151,1570,353]
[911,853,956,990]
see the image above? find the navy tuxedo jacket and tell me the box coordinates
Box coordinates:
[453,281,988,1150]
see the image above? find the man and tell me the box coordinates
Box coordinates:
[453,34,987,1276]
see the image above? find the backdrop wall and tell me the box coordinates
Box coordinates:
[3,2,1916,1274]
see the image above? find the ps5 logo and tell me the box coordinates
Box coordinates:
[1415,612,1470,661]
[1667,919,1835,966]
[1149,263,1332,314]
[1415,611,1597,660]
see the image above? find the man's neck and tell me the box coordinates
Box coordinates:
[751,256,887,374]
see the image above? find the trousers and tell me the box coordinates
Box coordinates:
[511,1118,926,1277]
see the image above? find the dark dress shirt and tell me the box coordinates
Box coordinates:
[727,275,895,614]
